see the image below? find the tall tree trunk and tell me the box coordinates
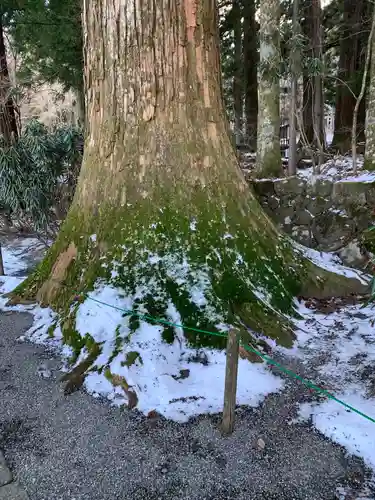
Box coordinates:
[364,6,375,170]
[302,74,314,144]
[232,0,243,145]
[301,0,314,145]
[311,0,324,166]
[0,15,18,143]
[288,0,300,175]
[331,0,370,152]
[14,0,365,396]
[301,0,324,153]
[255,0,282,177]
[243,0,257,150]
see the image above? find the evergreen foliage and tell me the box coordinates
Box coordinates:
[0,120,82,231]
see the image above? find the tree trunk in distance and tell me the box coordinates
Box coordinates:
[288,0,300,175]
[255,0,282,178]
[232,0,243,146]
[243,0,258,150]
[331,0,369,152]
[364,4,375,170]
[13,0,368,367]
[311,0,324,169]
[302,75,314,145]
[0,15,18,143]
[300,0,314,146]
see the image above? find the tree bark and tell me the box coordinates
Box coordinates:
[255,0,282,177]
[232,0,243,145]
[0,14,18,144]
[302,74,314,144]
[364,6,375,170]
[288,0,300,175]
[15,0,368,375]
[331,0,370,152]
[301,0,314,145]
[243,0,257,150]
[311,0,324,167]
[300,0,324,153]
[75,84,85,129]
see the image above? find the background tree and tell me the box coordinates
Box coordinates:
[364,5,375,171]
[232,0,243,145]
[256,0,282,177]
[6,0,84,124]
[243,0,258,149]
[331,0,372,152]
[0,8,18,143]
[288,0,300,175]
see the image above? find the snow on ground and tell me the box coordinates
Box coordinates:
[1,236,375,474]
[296,155,367,182]
[281,298,375,472]
[0,237,284,422]
[78,286,283,421]
[1,236,45,276]
[245,151,375,184]
[0,238,61,348]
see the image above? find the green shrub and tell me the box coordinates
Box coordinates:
[0,119,83,233]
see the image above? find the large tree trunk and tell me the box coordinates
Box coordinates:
[14,0,367,384]
[331,0,370,153]
[255,0,282,178]
[243,0,258,150]
[0,15,18,143]
[232,0,243,145]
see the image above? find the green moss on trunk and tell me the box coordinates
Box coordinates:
[14,180,367,357]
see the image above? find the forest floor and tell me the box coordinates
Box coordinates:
[1,236,375,499]
[242,152,375,183]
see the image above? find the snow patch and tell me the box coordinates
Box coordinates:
[1,237,44,276]
[280,294,375,473]
[76,285,284,422]
[294,242,370,285]
[299,393,375,470]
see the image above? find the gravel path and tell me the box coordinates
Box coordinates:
[0,310,374,500]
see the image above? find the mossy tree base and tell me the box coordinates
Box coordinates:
[10,0,369,397]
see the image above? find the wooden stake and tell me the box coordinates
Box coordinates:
[0,242,4,276]
[222,328,240,435]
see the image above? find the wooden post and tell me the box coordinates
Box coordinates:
[0,242,4,276]
[222,328,240,435]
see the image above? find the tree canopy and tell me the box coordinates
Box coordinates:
[2,0,83,92]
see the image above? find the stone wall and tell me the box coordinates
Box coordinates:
[251,176,375,254]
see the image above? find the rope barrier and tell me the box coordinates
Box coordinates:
[76,293,375,424]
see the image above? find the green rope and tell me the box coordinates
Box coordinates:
[81,294,375,424]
